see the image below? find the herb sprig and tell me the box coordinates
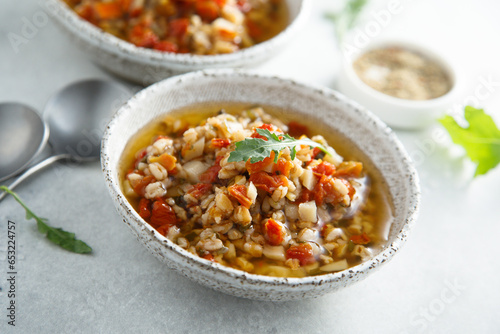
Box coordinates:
[439,106,500,177]
[1,186,92,254]
[228,128,330,164]
[326,0,369,42]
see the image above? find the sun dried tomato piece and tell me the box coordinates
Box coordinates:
[335,161,363,178]
[273,158,293,178]
[156,224,173,237]
[246,152,275,174]
[214,0,227,7]
[350,233,371,245]
[202,253,215,261]
[153,40,178,52]
[138,198,151,219]
[200,155,223,184]
[250,123,280,140]
[211,138,231,148]
[286,243,315,266]
[75,3,95,22]
[133,175,155,196]
[187,183,212,199]
[313,175,354,206]
[263,218,284,246]
[129,24,159,48]
[94,2,123,20]
[228,184,252,208]
[195,1,219,22]
[311,147,322,159]
[249,172,287,194]
[169,18,190,37]
[311,161,336,176]
[150,198,177,228]
[297,188,315,203]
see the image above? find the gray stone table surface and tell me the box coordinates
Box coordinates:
[1,0,500,333]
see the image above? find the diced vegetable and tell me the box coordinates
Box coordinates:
[150,198,177,228]
[133,175,155,196]
[138,198,151,219]
[200,155,223,183]
[335,161,363,178]
[320,259,348,272]
[183,160,210,183]
[262,245,286,261]
[187,183,212,199]
[298,201,317,223]
[249,172,288,193]
[94,2,123,20]
[286,243,315,266]
[350,233,371,245]
[263,218,285,246]
[228,184,252,208]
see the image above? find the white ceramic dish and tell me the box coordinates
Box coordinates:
[338,40,461,130]
[46,0,309,85]
[101,70,420,301]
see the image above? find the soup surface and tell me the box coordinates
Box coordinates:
[64,0,288,54]
[120,105,392,277]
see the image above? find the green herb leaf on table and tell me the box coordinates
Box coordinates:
[326,0,369,42]
[228,128,330,164]
[0,186,92,254]
[439,106,500,176]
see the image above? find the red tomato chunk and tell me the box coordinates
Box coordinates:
[286,243,315,266]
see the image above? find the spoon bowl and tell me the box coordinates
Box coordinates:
[45,79,131,161]
[0,103,48,182]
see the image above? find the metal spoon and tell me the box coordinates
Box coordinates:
[0,103,49,182]
[0,79,130,202]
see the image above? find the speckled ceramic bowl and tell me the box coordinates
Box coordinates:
[46,0,309,85]
[101,70,420,301]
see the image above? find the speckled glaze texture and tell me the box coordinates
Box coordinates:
[101,70,420,301]
[46,0,309,85]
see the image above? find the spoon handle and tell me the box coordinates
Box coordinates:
[0,155,68,202]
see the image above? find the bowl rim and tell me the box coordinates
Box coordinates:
[101,69,420,287]
[48,0,311,66]
[341,39,461,109]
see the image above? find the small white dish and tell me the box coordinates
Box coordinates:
[338,40,461,130]
[101,70,420,301]
[47,0,309,85]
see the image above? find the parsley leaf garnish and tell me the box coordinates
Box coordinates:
[228,128,329,164]
[439,106,500,176]
[1,186,92,254]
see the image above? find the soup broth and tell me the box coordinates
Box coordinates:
[120,104,393,277]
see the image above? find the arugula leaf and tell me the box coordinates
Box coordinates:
[0,186,92,254]
[439,106,500,176]
[228,128,330,164]
[326,0,369,42]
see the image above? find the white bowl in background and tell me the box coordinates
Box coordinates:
[338,40,461,130]
[101,70,420,301]
[46,0,310,85]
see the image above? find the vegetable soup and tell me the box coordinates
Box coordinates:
[119,105,393,277]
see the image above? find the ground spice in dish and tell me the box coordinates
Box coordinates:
[352,47,452,100]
